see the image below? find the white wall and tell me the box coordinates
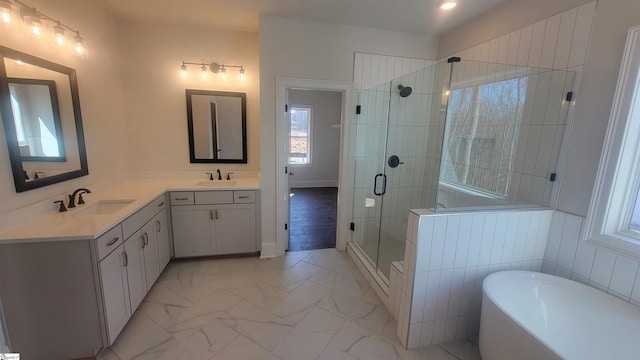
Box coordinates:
[288,89,341,188]
[0,0,129,216]
[259,15,439,256]
[557,0,640,216]
[115,19,260,174]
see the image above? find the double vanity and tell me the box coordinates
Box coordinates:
[0,178,260,360]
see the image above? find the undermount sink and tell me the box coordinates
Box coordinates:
[75,199,136,215]
[195,181,237,187]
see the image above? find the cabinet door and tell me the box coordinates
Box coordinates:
[98,244,131,344]
[155,209,170,272]
[124,232,146,311]
[172,205,214,257]
[141,221,160,289]
[215,204,256,255]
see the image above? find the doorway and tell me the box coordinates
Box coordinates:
[286,89,341,251]
[275,78,354,256]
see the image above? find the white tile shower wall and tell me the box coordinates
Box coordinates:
[542,210,640,305]
[441,2,596,209]
[354,53,434,90]
[400,209,552,348]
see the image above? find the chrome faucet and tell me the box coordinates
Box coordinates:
[68,188,91,208]
[216,169,222,180]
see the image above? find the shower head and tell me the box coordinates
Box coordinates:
[397,84,412,97]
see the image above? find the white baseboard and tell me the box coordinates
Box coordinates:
[260,242,277,258]
[290,180,338,188]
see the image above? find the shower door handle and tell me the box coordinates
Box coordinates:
[374,173,387,196]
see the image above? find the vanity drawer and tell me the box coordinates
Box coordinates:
[96,225,124,261]
[170,192,194,206]
[122,202,155,240]
[234,191,255,203]
[152,194,167,213]
[195,191,234,205]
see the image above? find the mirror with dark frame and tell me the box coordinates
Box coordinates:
[186,89,247,163]
[0,46,88,192]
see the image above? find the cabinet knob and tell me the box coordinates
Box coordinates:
[156,220,161,232]
[121,252,128,267]
[106,237,119,246]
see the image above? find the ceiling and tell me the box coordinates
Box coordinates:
[96,0,508,35]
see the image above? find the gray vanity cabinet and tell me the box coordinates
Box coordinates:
[99,194,170,344]
[215,204,256,254]
[97,240,131,344]
[155,207,170,269]
[123,229,148,311]
[172,205,215,256]
[171,190,258,257]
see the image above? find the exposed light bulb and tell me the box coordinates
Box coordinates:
[0,1,11,25]
[54,22,65,45]
[180,63,187,77]
[74,32,84,55]
[239,66,245,81]
[220,65,227,80]
[201,64,208,79]
[32,20,40,36]
[439,1,457,10]
[1,11,9,25]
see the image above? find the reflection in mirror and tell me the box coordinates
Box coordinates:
[0,46,88,192]
[186,90,247,163]
[8,78,65,161]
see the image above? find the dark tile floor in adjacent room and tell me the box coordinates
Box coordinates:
[288,187,337,251]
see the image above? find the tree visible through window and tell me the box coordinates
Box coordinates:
[441,76,528,197]
[289,106,312,164]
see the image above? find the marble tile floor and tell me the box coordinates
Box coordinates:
[99,248,481,360]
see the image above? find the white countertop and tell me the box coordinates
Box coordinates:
[0,178,260,244]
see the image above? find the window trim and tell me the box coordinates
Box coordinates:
[288,104,313,166]
[585,25,640,258]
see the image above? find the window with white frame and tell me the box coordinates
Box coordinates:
[586,25,640,256]
[289,106,312,165]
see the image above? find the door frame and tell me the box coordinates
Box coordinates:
[275,77,354,255]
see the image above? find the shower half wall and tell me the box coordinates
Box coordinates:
[349,58,575,286]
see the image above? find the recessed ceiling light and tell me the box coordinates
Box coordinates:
[439,1,457,10]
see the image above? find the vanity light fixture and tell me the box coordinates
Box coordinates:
[74,31,84,54]
[439,0,457,10]
[180,61,246,81]
[180,62,188,77]
[2,0,85,56]
[53,21,64,45]
[200,63,208,79]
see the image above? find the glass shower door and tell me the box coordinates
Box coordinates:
[351,61,454,281]
[351,82,390,271]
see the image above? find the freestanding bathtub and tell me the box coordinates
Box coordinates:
[480,270,640,360]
